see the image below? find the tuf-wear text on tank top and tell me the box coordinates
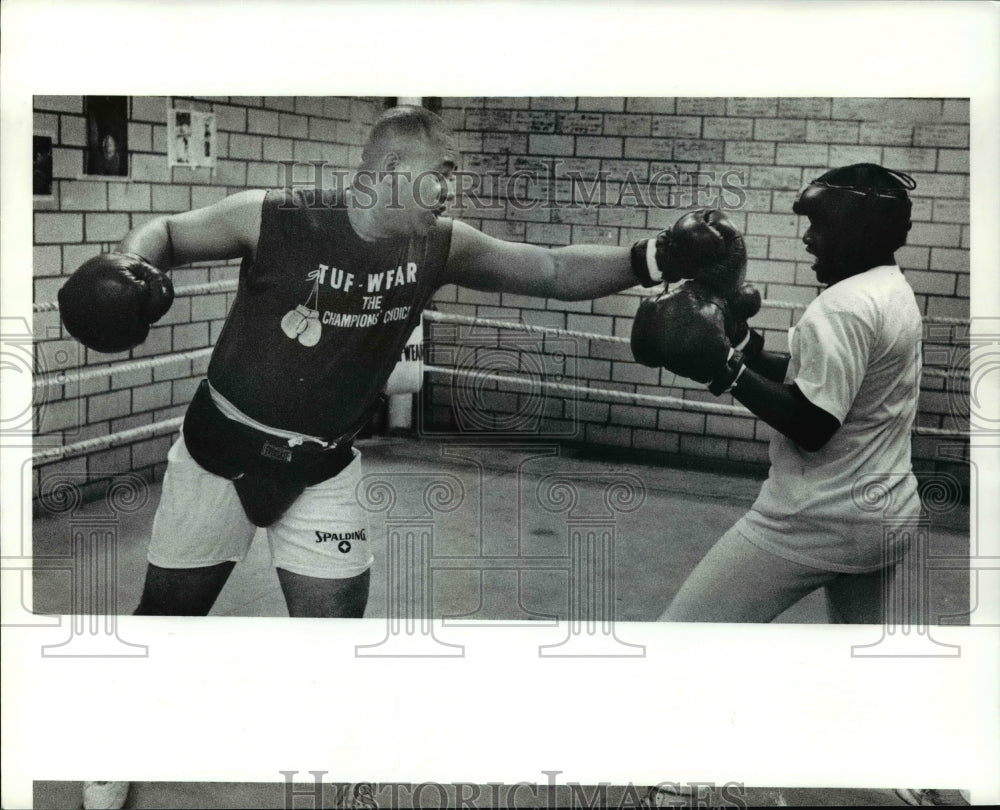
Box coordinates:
[208,189,453,438]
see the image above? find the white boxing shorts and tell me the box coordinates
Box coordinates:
[148,433,374,579]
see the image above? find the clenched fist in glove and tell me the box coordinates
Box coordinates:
[631,209,749,288]
[58,252,174,353]
[630,209,764,392]
[630,282,751,396]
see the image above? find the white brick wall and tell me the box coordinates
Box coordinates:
[34,95,971,499]
[428,96,970,484]
[32,95,382,498]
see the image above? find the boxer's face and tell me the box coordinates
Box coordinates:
[377,133,457,238]
[799,190,872,285]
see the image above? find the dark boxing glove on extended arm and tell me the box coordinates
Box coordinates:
[631,208,748,288]
[58,252,174,353]
[632,207,762,346]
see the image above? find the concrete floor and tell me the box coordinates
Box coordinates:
[31,436,970,625]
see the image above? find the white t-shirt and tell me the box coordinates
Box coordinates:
[743,265,923,573]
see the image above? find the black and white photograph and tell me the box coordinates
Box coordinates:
[3,2,998,810]
[27,91,974,629]
[83,95,129,177]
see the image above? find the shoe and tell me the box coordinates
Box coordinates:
[82,781,130,809]
[894,789,970,806]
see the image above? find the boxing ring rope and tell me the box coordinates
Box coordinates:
[34,348,214,392]
[31,284,972,463]
[419,311,966,381]
[30,310,964,394]
[31,278,241,314]
[33,418,184,464]
[33,277,971,326]
[32,332,968,463]
[421,364,746,415]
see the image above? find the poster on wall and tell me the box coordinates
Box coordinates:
[167,108,216,169]
[33,135,53,196]
[83,95,129,176]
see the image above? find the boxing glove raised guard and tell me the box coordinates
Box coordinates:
[58,252,174,353]
[630,279,755,396]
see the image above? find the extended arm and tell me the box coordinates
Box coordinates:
[442,219,636,301]
[119,189,266,269]
[441,208,748,301]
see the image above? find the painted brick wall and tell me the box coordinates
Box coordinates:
[424,97,970,485]
[32,95,971,504]
[32,95,380,504]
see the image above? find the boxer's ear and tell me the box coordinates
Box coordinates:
[380,151,401,173]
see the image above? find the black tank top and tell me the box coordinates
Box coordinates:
[207,189,453,437]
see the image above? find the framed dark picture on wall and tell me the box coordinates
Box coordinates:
[33,135,53,196]
[83,95,129,176]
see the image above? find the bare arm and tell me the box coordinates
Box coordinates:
[442,219,639,301]
[745,348,791,383]
[117,189,267,269]
[732,370,840,452]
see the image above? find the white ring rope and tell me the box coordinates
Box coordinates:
[422,366,969,438]
[34,309,966,391]
[427,309,632,345]
[172,279,240,297]
[31,359,971,463]
[32,307,973,463]
[31,278,240,314]
[423,364,747,416]
[34,348,214,391]
[422,311,967,381]
[34,277,968,326]
[33,417,183,463]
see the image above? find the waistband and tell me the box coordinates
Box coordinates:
[208,382,338,448]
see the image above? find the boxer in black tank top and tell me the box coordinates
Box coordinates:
[67,104,732,620]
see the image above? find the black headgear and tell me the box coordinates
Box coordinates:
[793,163,916,255]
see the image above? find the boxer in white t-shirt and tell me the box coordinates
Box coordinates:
[632,163,923,623]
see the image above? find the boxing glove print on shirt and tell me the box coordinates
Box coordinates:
[280,304,322,347]
[278,260,422,348]
[280,269,325,347]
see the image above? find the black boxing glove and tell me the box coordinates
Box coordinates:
[631,208,748,288]
[720,281,762,347]
[58,252,174,353]
[630,280,748,396]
